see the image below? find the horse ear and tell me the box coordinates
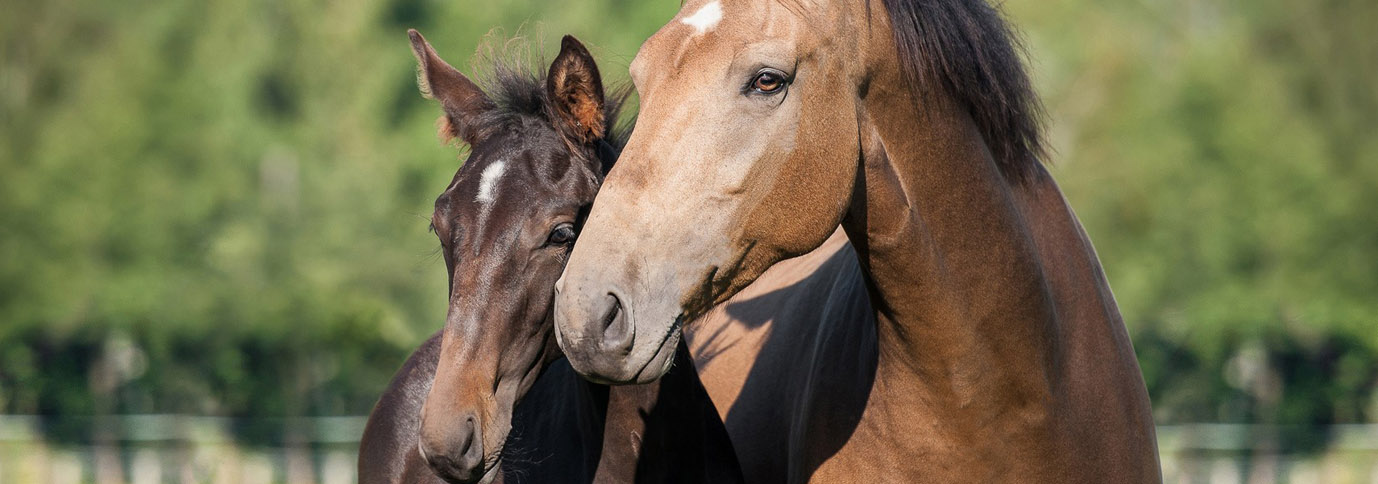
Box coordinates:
[546,35,606,144]
[409,29,493,145]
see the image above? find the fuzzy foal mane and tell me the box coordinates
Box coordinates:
[466,50,633,153]
[880,0,1047,181]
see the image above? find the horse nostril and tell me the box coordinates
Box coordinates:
[599,294,622,330]
[459,415,482,463]
[422,413,486,483]
[599,293,633,352]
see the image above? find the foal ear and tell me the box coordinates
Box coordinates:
[409,29,493,145]
[546,35,606,144]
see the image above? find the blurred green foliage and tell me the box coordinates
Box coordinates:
[1010,0,1378,433]
[0,0,679,442]
[1,0,1375,445]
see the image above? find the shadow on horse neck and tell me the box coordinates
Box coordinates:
[356,31,741,484]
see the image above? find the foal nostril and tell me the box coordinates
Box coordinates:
[458,415,482,466]
[421,414,486,483]
[599,293,634,354]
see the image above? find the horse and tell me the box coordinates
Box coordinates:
[357,30,742,484]
[553,0,1162,482]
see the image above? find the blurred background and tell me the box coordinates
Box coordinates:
[1,0,1374,482]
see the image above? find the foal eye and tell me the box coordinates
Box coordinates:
[749,70,788,94]
[547,223,576,246]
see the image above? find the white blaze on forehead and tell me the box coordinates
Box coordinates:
[476,160,506,204]
[681,1,723,34]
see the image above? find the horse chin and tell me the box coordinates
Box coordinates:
[628,320,682,384]
[474,462,501,484]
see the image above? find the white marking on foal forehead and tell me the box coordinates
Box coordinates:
[476,160,506,204]
[681,1,723,34]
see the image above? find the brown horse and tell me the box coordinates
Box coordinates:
[357,30,741,484]
[554,0,1162,482]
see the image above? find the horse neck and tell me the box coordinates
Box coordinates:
[842,76,1166,474]
[843,84,1075,413]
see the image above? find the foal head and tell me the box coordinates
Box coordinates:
[407,30,622,484]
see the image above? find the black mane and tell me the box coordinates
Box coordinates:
[881,0,1047,180]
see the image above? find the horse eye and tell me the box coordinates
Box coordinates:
[547,223,576,246]
[750,70,787,94]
